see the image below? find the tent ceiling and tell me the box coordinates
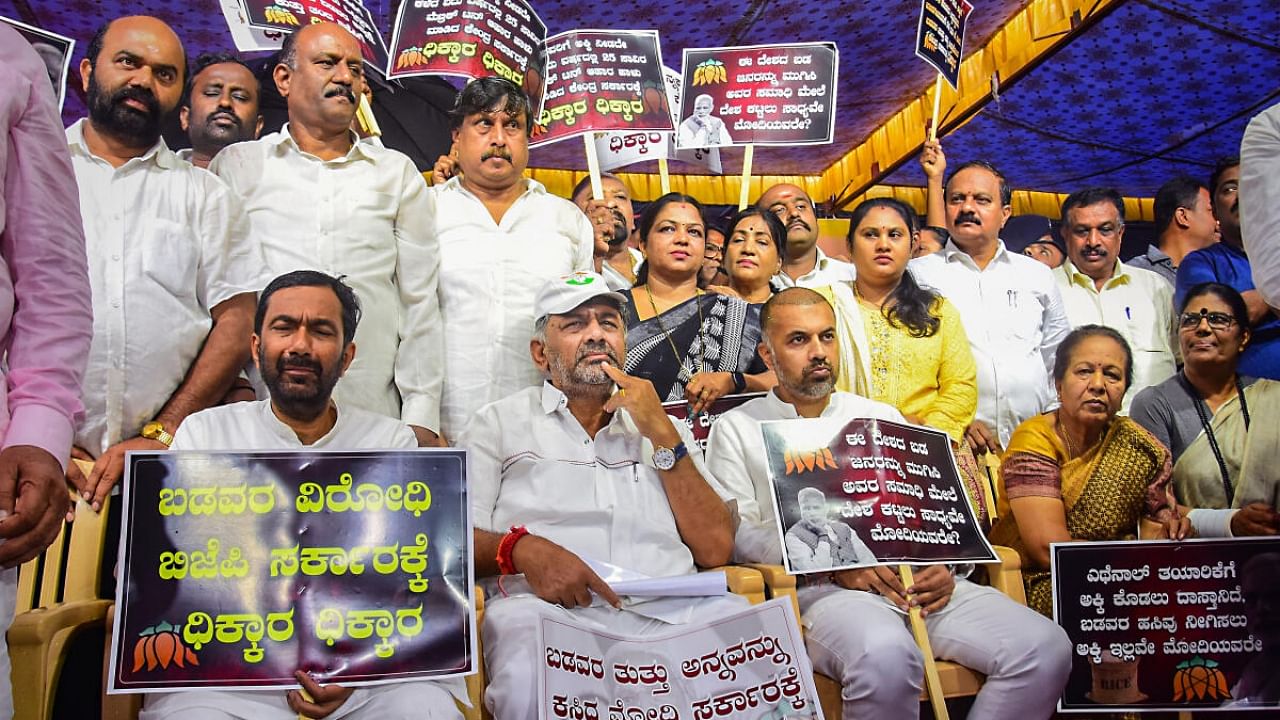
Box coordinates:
[6,0,1276,197]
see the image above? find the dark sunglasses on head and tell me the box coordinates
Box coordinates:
[1178,309,1237,331]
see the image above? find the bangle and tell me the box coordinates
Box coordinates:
[731,372,747,394]
[496,525,530,575]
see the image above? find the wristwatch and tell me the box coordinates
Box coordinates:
[141,421,174,448]
[652,442,688,471]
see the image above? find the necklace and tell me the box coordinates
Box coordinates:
[1055,411,1079,459]
[1177,372,1250,504]
[645,285,705,381]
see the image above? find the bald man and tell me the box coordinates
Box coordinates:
[758,183,855,288]
[65,16,263,510]
[210,23,445,446]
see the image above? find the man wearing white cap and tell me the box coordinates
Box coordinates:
[457,272,740,720]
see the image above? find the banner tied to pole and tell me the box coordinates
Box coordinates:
[385,0,546,99]
[915,0,974,88]
[761,417,997,574]
[530,29,673,148]
[676,42,838,149]
[1051,538,1280,713]
[108,450,475,694]
[538,597,824,719]
[236,0,389,72]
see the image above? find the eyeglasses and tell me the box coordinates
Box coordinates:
[1178,309,1237,331]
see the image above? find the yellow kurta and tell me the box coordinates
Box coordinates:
[817,283,977,443]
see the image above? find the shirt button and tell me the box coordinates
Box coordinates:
[111,254,120,261]
[111,300,120,308]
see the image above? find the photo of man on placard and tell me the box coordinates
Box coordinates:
[0,16,74,110]
[677,93,732,148]
[783,487,873,572]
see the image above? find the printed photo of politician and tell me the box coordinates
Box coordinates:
[677,93,733,148]
[782,487,875,573]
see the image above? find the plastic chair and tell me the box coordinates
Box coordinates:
[747,545,1026,718]
[10,459,114,720]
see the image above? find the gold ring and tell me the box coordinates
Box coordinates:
[619,389,626,398]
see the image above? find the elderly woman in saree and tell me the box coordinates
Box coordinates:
[620,193,773,413]
[1131,282,1280,537]
[716,206,786,305]
[815,197,987,521]
[988,325,1190,616]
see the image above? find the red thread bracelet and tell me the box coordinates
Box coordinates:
[496,525,530,575]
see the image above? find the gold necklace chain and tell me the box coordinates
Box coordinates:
[1055,411,1079,458]
[645,286,705,378]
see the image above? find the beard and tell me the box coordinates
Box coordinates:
[783,360,836,399]
[191,109,253,153]
[87,70,164,147]
[547,340,620,394]
[260,348,343,420]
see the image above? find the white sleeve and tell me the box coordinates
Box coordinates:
[704,414,784,564]
[456,406,503,532]
[1242,102,1280,307]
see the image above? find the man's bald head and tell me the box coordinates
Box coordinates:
[758,183,818,258]
[81,16,186,150]
[761,287,833,336]
[86,16,186,76]
[275,22,364,136]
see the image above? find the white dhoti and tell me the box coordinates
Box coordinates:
[140,679,463,720]
[800,579,1070,720]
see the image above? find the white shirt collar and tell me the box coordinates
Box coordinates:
[67,118,177,170]
[270,123,373,162]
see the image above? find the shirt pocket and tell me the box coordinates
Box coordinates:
[999,288,1042,343]
[140,218,198,300]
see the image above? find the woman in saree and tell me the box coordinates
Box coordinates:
[988,325,1189,616]
[1131,282,1280,537]
[817,197,987,520]
[620,193,773,412]
[718,207,786,305]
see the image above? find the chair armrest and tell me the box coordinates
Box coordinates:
[7,598,113,647]
[987,545,1026,606]
[706,566,765,605]
[741,564,800,621]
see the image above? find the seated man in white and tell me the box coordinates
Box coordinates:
[141,270,464,720]
[458,272,740,720]
[704,287,1072,720]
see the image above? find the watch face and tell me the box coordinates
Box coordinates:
[653,447,676,470]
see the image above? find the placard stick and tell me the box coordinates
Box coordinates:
[738,143,755,210]
[356,94,381,138]
[1177,713,1193,720]
[583,134,604,200]
[658,157,671,195]
[929,74,944,141]
[901,564,950,720]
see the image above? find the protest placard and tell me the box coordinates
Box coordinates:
[674,43,837,150]
[1052,538,1280,713]
[2,16,74,111]
[385,0,546,97]
[662,393,763,454]
[237,0,389,72]
[760,417,996,574]
[538,597,823,719]
[915,0,974,90]
[108,450,475,693]
[596,67,723,175]
[530,30,673,149]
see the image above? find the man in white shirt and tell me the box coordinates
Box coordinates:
[210,23,443,446]
[910,161,1071,453]
[570,172,641,291]
[141,270,463,719]
[705,287,1071,720]
[177,52,262,169]
[759,183,856,289]
[432,78,593,439]
[1053,187,1176,411]
[67,16,263,511]
[1242,101,1280,308]
[458,273,738,720]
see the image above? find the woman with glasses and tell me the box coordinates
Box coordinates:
[1132,282,1280,537]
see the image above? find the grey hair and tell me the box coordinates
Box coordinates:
[532,315,549,345]
[797,487,826,503]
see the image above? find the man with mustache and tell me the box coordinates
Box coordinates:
[570,172,641,291]
[140,271,464,719]
[910,159,1071,456]
[429,77,592,440]
[178,52,262,169]
[758,183,856,289]
[1177,157,1280,379]
[211,23,446,445]
[65,16,263,512]
[1054,187,1176,410]
[705,287,1071,720]
[459,272,737,719]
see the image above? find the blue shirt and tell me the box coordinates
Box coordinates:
[1176,243,1280,380]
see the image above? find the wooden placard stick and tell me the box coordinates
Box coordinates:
[738,143,755,210]
[901,564,950,720]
